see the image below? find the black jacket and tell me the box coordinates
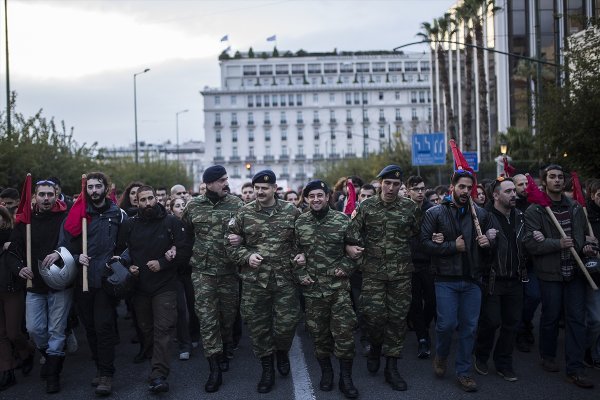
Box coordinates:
[410,199,435,271]
[119,204,191,297]
[7,208,68,294]
[0,227,21,293]
[587,199,600,239]
[420,197,494,282]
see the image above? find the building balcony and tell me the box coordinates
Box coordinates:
[245,155,256,162]
[329,118,337,125]
[213,156,225,162]
[263,120,271,126]
[378,117,387,124]
[294,154,305,161]
[279,154,289,161]
[247,120,254,126]
[280,120,288,126]
[230,174,241,179]
[346,118,354,125]
[328,153,341,159]
[312,119,320,126]
[214,121,222,127]
[345,152,357,158]
[295,173,307,180]
[230,156,241,161]
[312,153,324,161]
[296,119,304,126]
[279,173,290,179]
[231,121,238,127]
[263,155,275,162]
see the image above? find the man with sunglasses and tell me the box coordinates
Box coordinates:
[473,177,526,382]
[523,164,596,388]
[420,170,495,392]
[406,176,436,359]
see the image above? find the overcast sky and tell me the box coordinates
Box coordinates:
[1,0,456,149]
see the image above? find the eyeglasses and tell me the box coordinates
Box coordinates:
[409,187,426,192]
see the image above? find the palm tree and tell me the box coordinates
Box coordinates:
[455,3,475,152]
[417,21,439,131]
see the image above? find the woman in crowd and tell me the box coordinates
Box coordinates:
[118,181,144,217]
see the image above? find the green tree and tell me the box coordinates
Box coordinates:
[248,47,255,58]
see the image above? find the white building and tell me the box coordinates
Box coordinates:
[201,49,432,191]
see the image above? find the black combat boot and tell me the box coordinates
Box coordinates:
[257,354,275,393]
[367,344,382,373]
[45,355,62,394]
[276,350,290,376]
[317,357,333,391]
[338,358,359,399]
[218,351,229,372]
[223,342,234,360]
[205,354,222,393]
[384,356,407,391]
[0,369,16,391]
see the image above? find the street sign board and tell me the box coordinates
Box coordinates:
[411,133,446,166]
[463,151,479,172]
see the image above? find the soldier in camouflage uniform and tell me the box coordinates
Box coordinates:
[181,165,244,393]
[226,170,302,394]
[295,180,359,399]
[346,165,422,392]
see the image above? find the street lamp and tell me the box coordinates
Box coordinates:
[133,68,150,164]
[176,109,189,163]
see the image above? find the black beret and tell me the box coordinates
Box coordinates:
[302,180,329,197]
[252,170,276,185]
[202,165,227,184]
[376,164,403,180]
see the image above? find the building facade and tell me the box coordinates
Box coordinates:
[201,50,432,191]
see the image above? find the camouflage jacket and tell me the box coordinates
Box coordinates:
[294,208,356,297]
[182,193,243,275]
[346,195,422,279]
[226,199,300,288]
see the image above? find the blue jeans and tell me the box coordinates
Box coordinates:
[435,280,482,377]
[538,277,586,374]
[26,289,73,356]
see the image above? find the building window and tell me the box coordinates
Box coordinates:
[379,109,385,120]
[243,65,257,76]
[232,130,238,142]
[298,144,304,155]
[264,111,271,124]
[378,91,384,101]
[372,62,385,72]
[314,130,320,140]
[411,108,418,119]
[259,64,273,76]
[395,108,401,120]
[395,91,400,100]
[357,62,369,73]
[340,63,353,73]
[231,95,237,105]
[283,165,288,174]
[249,146,254,157]
[308,63,322,74]
[389,62,402,72]
[233,166,239,176]
[313,93,319,103]
[379,127,385,138]
[298,129,304,141]
[248,112,254,124]
[420,61,430,71]
[276,64,289,75]
[288,94,295,106]
[405,62,418,72]
[215,131,222,143]
[345,93,351,105]
[347,143,353,154]
[297,111,303,124]
[329,109,336,122]
[265,130,271,141]
[419,91,426,103]
[280,111,287,124]
[362,109,368,121]
[232,146,238,156]
[231,113,238,125]
[291,64,305,75]
[411,91,417,104]
[264,95,270,107]
[280,94,286,107]
[346,126,352,139]
[329,93,335,103]
[296,94,303,106]
[248,130,254,142]
[256,95,262,107]
[346,109,352,121]
[265,145,271,156]
[215,113,221,124]
[354,92,360,105]
[272,95,278,107]
[247,95,254,108]
[324,63,337,73]
[314,144,320,154]
[216,147,222,157]
[362,92,368,105]
[282,145,288,155]
[281,129,287,141]
[215,95,220,105]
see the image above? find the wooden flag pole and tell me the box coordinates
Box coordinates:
[469,197,483,237]
[81,174,89,292]
[583,208,596,240]
[544,206,598,290]
[26,224,32,288]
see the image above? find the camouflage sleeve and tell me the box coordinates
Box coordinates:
[345,205,365,246]
[292,217,311,282]
[225,209,253,265]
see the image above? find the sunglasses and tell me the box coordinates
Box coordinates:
[490,176,512,192]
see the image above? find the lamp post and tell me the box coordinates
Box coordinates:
[133,68,150,164]
[176,109,189,163]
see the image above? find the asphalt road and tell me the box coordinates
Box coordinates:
[1,303,599,400]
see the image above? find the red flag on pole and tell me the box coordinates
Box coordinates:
[502,156,517,178]
[571,171,586,207]
[108,184,117,204]
[14,174,32,225]
[525,174,552,207]
[343,179,356,216]
[64,176,90,236]
[449,139,478,198]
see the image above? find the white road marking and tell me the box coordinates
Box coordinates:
[290,334,316,400]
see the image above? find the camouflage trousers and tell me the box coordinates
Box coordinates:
[240,275,301,359]
[360,274,412,357]
[192,272,239,357]
[305,289,357,359]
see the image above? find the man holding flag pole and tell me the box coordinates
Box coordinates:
[522,164,597,389]
[60,172,128,396]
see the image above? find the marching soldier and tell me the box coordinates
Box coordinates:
[295,180,359,399]
[346,165,422,391]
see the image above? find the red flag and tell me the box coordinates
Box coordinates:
[525,174,552,207]
[344,179,356,216]
[449,139,478,198]
[502,156,517,178]
[64,176,90,237]
[108,185,117,204]
[571,171,586,207]
[14,174,32,225]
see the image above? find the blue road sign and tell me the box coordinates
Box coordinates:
[463,151,479,172]
[411,133,446,166]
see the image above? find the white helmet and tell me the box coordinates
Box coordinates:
[38,247,77,290]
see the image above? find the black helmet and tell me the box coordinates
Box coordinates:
[102,259,134,298]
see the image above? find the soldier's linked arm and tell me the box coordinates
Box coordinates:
[225,210,253,265]
[420,208,456,255]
